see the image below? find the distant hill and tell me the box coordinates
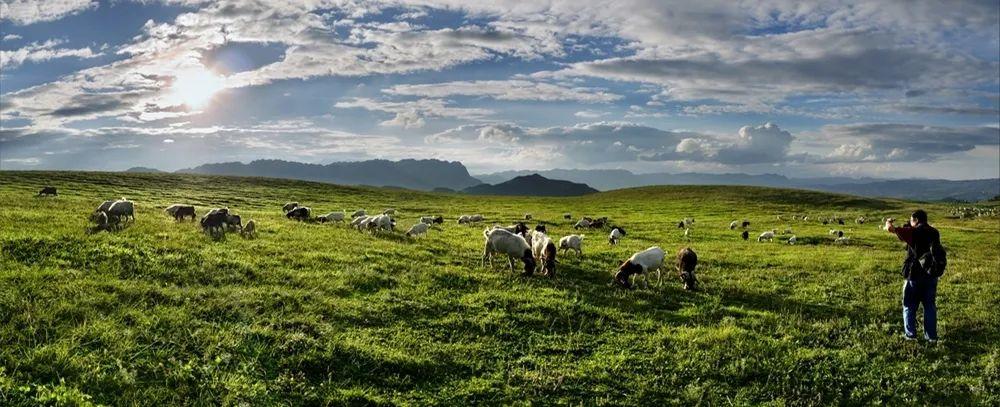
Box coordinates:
[475,169,999,201]
[124,167,163,173]
[462,174,598,196]
[177,159,481,191]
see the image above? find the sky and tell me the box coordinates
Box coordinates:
[1,0,998,179]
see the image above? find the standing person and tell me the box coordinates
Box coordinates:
[886,210,946,342]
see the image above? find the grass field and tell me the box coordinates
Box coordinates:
[1,171,998,406]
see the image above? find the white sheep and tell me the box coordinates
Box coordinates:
[458,215,472,224]
[609,228,624,245]
[351,209,366,218]
[834,236,851,244]
[729,220,738,230]
[353,215,374,230]
[558,234,584,256]
[758,230,776,242]
[482,228,535,274]
[319,211,345,223]
[613,246,666,289]
[371,214,394,233]
[787,235,797,245]
[470,214,484,223]
[574,219,591,229]
[282,202,299,212]
[406,222,429,237]
[420,216,434,224]
[530,230,557,277]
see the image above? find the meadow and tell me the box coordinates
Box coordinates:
[1,171,998,406]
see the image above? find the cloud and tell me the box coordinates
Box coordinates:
[2,34,22,41]
[1,0,97,25]
[574,110,609,118]
[385,80,621,103]
[815,123,1000,162]
[334,97,493,127]
[0,39,101,69]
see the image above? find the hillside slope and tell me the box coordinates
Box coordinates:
[1,171,997,406]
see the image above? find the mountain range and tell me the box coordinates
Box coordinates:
[132,159,997,201]
[176,159,481,191]
[462,174,598,196]
[474,169,999,202]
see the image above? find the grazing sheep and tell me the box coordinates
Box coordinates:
[107,199,135,223]
[589,218,607,229]
[241,219,257,238]
[406,222,430,237]
[530,230,557,277]
[350,215,368,228]
[351,209,366,218]
[563,213,572,220]
[609,227,624,245]
[37,186,57,197]
[355,216,375,231]
[225,214,243,232]
[165,204,196,221]
[835,236,850,244]
[614,246,666,289]
[286,206,311,221]
[91,211,112,232]
[200,208,229,237]
[787,235,797,245]
[383,209,396,215]
[282,202,299,212]
[420,216,434,224]
[371,214,395,233]
[433,215,444,224]
[741,220,751,228]
[458,215,472,224]
[318,211,346,223]
[482,228,536,275]
[574,219,591,229]
[470,214,484,223]
[558,234,584,256]
[676,247,698,291]
[837,230,844,238]
[741,230,749,240]
[856,216,866,224]
[729,220,738,230]
[757,230,776,242]
[683,217,695,227]
[524,213,532,220]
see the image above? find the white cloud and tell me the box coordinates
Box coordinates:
[1,0,96,25]
[385,80,621,103]
[0,39,101,69]
[2,34,22,41]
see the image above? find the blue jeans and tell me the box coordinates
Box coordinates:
[902,278,938,340]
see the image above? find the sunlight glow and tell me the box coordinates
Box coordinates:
[168,68,225,108]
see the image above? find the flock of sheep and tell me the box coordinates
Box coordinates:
[39,182,976,290]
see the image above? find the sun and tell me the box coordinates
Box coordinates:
[168,68,225,108]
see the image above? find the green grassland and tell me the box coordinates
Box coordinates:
[1,171,998,406]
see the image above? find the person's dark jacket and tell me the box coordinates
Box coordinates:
[892,223,941,280]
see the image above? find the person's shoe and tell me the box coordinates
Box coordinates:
[903,334,918,341]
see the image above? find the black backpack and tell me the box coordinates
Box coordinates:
[918,240,947,278]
